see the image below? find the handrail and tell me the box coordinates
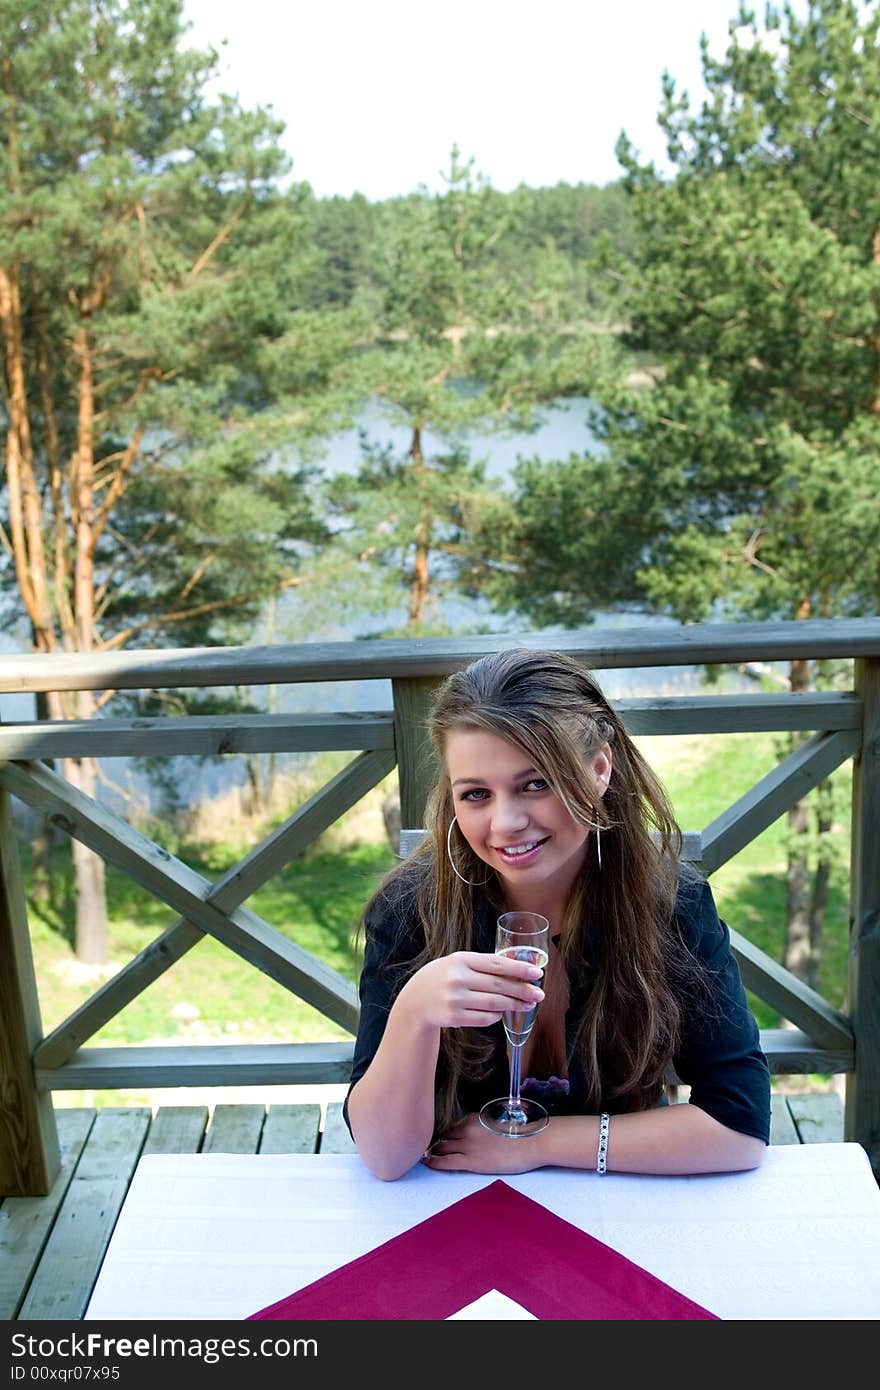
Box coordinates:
[0,693,863,762]
[2,617,880,692]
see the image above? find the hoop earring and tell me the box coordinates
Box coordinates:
[595,825,602,871]
[446,816,490,887]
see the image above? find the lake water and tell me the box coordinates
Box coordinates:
[319,393,605,483]
[267,395,744,711]
[0,397,758,810]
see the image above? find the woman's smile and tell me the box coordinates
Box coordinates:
[492,835,551,867]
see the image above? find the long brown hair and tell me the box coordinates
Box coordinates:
[363,648,702,1135]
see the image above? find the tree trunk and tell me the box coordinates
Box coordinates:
[382,791,401,854]
[807,776,834,993]
[784,794,812,983]
[63,748,108,965]
[244,753,265,816]
[68,323,108,963]
[29,820,54,905]
[29,690,56,905]
[783,653,813,989]
[408,426,431,625]
[263,604,279,807]
[0,265,56,656]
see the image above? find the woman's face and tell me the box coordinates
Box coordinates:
[444,728,610,900]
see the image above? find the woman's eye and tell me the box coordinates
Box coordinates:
[460,788,489,802]
[525,778,549,792]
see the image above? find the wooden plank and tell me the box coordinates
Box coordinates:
[398,827,428,858]
[143,1107,209,1154]
[2,619,879,692]
[0,1109,94,1319]
[847,656,880,1174]
[769,1095,800,1145]
[36,1043,355,1090]
[701,728,861,874]
[618,692,862,736]
[320,1102,357,1154]
[0,711,394,760]
[1,756,364,1039]
[671,832,703,863]
[392,676,441,828]
[730,938,854,1053]
[787,1093,845,1144]
[202,1104,265,1154]
[259,1104,321,1154]
[2,697,854,758]
[664,1027,850,1086]
[757,1028,853,1074]
[21,961,856,1116]
[34,750,388,1067]
[17,1108,150,1320]
[0,791,60,1196]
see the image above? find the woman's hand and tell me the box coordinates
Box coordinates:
[398,950,544,1032]
[423,1112,548,1174]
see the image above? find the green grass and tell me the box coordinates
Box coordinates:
[28,841,396,1048]
[22,729,852,1093]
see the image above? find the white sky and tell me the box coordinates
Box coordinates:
[179,0,779,199]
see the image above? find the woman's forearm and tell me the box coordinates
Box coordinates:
[348,947,548,1179]
[346,991,443,1180]
[538,1101,766,1175]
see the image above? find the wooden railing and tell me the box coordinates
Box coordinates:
[1,617,878,1194]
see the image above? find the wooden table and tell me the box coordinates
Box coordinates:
[1,1092,846,1321]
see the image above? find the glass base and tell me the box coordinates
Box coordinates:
[478,1096,549,1137]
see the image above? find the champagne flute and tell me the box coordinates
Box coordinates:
[479,911,550,1137]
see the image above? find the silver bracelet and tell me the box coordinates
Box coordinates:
[597,1111,610,1174]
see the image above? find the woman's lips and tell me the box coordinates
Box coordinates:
[493,836,550,866]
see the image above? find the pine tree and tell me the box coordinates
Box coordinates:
[0,0,360,959]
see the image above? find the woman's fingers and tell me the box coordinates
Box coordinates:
[423,1114,542,1174]
[464,988,542,1015]
[450,989,543,1028]
[408,951,543,1029]
[443,955,543,1025]
[459,952,545,1000]
[466,950,544,983]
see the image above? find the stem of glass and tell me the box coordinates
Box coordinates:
[508,1039,523,1115]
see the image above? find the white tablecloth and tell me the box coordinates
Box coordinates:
[85,1142,880,1321]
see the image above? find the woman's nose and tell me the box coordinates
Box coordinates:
[491,798,529,835]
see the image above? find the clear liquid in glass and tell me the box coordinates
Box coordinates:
[498,945,549,1045]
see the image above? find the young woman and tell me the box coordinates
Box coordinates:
[345,648,770,1181]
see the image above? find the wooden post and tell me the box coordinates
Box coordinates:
[847,657,880,1177]
[391,676,442,830]
[0,787,60,1195]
